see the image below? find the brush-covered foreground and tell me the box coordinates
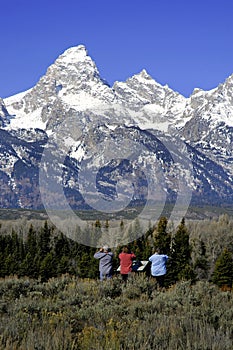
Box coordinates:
[0,274,232,350]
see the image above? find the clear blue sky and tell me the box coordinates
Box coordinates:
[1,0,232,98]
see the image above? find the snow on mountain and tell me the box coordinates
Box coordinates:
[3,44,233,136]
[0,45,208,135]
[178,73,233,174]
[0,44,233,210]
[3,45,189,134]
[111,69,190,132]
[4,45,136,132]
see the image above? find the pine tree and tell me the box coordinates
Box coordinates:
[78,246,98,279]
[40,252,56,282]
[141,226,154,260]
[21,224,39,277]
[193,239,209,280]
[57,255,71,275]
[129,223,153,261]
[54,232,70,258]
[7,230,24,275]
[167,218,195,284]
[26,224,37,257]
[38,221,52,258]
[0,235,11,276]
[212,248,233,288]
[20,252,40,279]
[153,216,171,255]
[53,233,75,275]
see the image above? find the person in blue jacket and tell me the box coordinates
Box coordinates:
[94,245,113,281]
[149,248,168,288]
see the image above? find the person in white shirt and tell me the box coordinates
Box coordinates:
[149,248,168,288]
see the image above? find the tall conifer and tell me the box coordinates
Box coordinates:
[167,218,195,284]
[212,248,233,288]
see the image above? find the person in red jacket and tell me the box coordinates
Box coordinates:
[118,246,136,283]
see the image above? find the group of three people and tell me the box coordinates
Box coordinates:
[94,245,168,287]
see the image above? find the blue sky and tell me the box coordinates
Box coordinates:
[1,0,232,98]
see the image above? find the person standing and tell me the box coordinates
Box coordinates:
[149,249,168,288]
[94,245,113,281]
[118,246,136,283]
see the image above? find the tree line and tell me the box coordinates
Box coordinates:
[0,216,233,288]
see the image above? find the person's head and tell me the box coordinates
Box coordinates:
[155,248,161,254]
[122,246,129,253]
[102,245,109,252]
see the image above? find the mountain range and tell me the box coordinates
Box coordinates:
[0,45,232,215]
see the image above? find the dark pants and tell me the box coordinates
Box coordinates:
[121,274,129,283]
[153,275,165,288]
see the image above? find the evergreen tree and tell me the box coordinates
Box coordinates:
[53,233,76,275]
[20,252,40,279]
[57,255,71,275]
[193,239,209,280]
[54,232,70,258]
[20,224,40,277]
[77,250,91,278]
[40,252,56,282]
[130,239,142,260]
[5,230,25,276]
[38,221,52,258]
[4,255,19,275]
[129,225,153,261]
[78,246,98,279]
[141,226,154,260]
[153,216,171,254]
[212,248,233,288]
[26,224,37,257]
[167,218,195,284]
[0,235,12,276]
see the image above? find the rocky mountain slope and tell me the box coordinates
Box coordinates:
[0,45,232,212]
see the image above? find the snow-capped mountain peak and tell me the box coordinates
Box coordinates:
[3,44,233,137]
[50,44,103,85]
[56,44,90,64]
[0,44,233,210]
[133,68,156,82]
[3,44,118,130]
